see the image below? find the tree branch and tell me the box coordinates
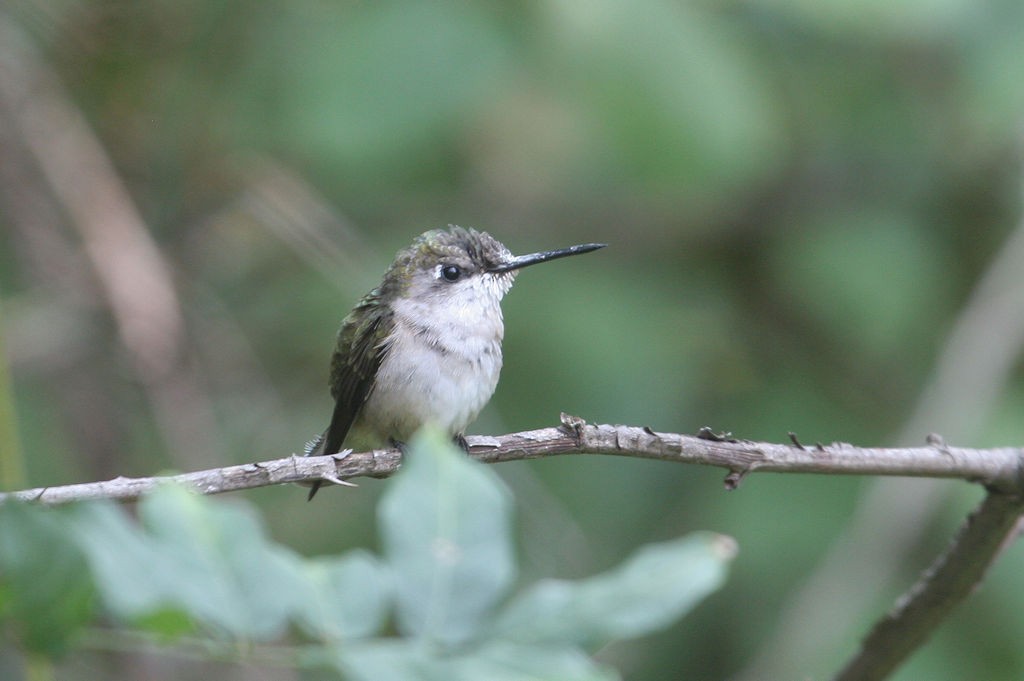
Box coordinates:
[832,490,1024,681]
[3,415,1023,505]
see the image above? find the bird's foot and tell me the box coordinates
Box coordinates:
[302,433,324,457]
[305,447,356,501]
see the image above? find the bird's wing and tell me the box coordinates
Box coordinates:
[307,298,392,502]
[321,297,393,457]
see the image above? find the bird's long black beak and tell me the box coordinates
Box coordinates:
[488,242,607,273]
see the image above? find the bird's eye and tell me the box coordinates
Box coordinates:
[441,264,462,282]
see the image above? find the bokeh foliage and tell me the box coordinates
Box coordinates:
[2,0,1024,679]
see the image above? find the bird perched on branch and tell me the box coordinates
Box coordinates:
[304,226,605,499]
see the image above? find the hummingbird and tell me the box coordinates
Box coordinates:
[304,226,606,499]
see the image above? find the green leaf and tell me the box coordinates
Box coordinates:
[140,487,312,639]
[70,486,311,640]
[298,549,391,640]
[68,501,195,637]
[330,640,424,681]
[493,532,736,648]
[334,640,618,681]
[450,641,619,681]
[0,501,95,655]
[379,426,516,646]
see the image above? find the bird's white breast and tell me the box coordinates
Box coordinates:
[354,274,508,444]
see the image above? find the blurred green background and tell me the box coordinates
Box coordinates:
[2,0,1024,679]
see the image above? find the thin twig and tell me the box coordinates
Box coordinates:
[2,416,1022,505]
[832,491,1024,681]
